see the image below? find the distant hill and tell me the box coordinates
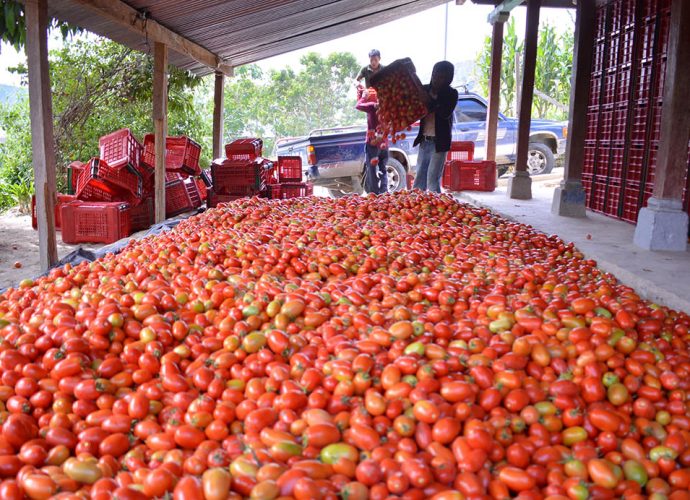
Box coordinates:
[0,84,26,106]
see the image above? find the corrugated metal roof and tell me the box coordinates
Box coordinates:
[46,0,448,75]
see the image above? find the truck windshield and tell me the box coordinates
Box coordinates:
[455,99,488,122]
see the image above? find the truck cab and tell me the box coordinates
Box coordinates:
[274,90,567,197]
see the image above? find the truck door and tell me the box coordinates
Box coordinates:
[453,98,514,161]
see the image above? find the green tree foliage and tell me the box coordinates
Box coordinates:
[0,35,361,211]
[1,0,80,50]
[0,37,210,210]
[475,18,574,119]
[223,52,361,154]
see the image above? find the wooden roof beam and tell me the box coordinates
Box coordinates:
[477,0,575,17]
[70,0,233,75]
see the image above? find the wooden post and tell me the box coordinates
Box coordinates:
[652,0,690,201]
[25,0,58,270]
[552,0,595,217]
[485,17,506,163]
[633,0,690,251]
[153,42,168,223]
[507,0,540,200]
[212,71,225,159]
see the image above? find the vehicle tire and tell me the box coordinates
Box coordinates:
[527,142,555,175]
[327,188,351,198]
[384,158,407,193]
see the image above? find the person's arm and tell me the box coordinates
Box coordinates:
[356,99,377,112]
[356,66,366,82]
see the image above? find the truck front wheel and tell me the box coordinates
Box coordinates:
[527,142,555,175]
[384,158,407,193]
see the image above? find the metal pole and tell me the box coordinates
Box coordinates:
[444,2,449,60]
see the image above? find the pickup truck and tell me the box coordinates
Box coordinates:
[274,91,568,197]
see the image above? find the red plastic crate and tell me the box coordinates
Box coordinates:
[604,179,623,217]
[89,158,142,198]
[130,197,153,232]
[610,147,625,180]
[630,104,650,145]
[68,161,85,194]
[61,201,132,244]
[583,146,596,176]
[200,169,213,188]
[196,179,207,202]
[443,161,497,192]
[599,108,614,141]
[615,68,632,103]
[277,156,303,182]
[260,159,278,186]
[585,110,599,143]
[211,159,263,195]
[165,178,201,217]
[142,135,201,175]
[619,27,635,68]
[590,74,602,104]
[31,194,76,230]
[207,190,248,208]
[99,129,142,171]
[225,138,263,162]
[268,183,313,200]
[603,74,617,105]
[606,35,620,69]
[442,142,475,188]
[592,43,605,74]
[185,178,202,209]
[621,181,654,223]
[611,106,628,144]
[582,173,593,206]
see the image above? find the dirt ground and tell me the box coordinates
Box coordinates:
[0,209,102,291]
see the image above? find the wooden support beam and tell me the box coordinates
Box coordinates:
[485,19,506,163]
[212,71,225,160]
[507,0,540,200]
[514,0,540,176]
[153,42,168,223]
[25,0,58,270]
[71,0,232,75]
[653,0,690,201]
[561,0,595,184]
[551,0,595,217]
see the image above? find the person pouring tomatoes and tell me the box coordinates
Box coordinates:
[356,87,389,195]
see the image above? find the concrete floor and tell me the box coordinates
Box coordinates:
[457,177,690,314]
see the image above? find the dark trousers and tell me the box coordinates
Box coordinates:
[365,143,389,195]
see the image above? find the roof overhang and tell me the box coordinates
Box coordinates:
[39,0,449,75]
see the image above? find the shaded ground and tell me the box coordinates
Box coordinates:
[0,210,101,290]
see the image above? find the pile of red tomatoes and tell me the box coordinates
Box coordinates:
[0,191,689,500]
[373,69,427,142]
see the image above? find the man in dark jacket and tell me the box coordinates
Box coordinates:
[413,61,459,193]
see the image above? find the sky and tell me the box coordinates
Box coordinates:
[0,2,575,88]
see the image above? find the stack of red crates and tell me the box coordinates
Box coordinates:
[440,142,497,192]
[208,138,284,207]
[583,0,676,223]
[47,129,205,244]
[266,156,313,200]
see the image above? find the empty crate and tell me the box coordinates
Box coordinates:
[443,161,497,192]
[61,201,132,244]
